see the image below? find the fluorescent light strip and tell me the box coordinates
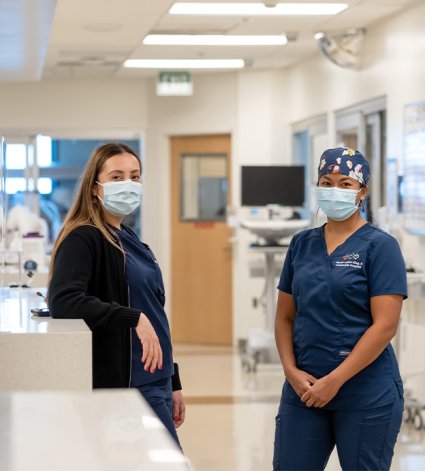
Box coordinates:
[123,59,245,69]
[169,3,348,16]
[144,34,287,46]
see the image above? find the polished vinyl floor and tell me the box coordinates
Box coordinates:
[174,344,425,471]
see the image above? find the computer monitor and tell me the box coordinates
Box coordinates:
[241,165,305,207]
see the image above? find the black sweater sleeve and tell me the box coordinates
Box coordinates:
[171,362,182,391]
[49,228,141,330]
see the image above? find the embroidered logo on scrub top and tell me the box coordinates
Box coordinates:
[335,252,363,269]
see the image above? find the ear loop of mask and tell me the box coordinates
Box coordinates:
[358,186,366,212]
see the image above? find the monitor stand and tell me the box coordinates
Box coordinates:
[240,217,309,372]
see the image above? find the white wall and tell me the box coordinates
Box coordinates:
[0,78,148,135]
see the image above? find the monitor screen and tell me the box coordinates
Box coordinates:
[241,165,305,207]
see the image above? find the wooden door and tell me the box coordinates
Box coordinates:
[170,135,232,345]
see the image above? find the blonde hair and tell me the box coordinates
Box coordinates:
[48,142,141,285]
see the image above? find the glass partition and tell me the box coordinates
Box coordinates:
[0,137,5,287]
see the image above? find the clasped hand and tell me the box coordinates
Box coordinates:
[286,367,341,408]
[135,313,163,373]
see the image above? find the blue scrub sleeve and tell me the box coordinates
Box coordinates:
[277,240,295,294]
[367,235,408,299]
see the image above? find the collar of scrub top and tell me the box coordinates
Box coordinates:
[317,147,370,186]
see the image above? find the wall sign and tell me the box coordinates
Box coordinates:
[156,71,193,96]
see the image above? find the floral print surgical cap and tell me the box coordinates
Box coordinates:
[318,147,370,185]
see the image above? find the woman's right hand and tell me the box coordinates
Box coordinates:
[135,313,163,373]
[285,367,317,398]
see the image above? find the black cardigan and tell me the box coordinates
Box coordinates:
[49,224,181,390]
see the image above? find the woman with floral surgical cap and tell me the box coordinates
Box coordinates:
[273,147,407,470]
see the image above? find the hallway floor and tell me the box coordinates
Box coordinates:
[174,344,425,471]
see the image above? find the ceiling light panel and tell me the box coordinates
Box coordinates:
[143,34,288,46]
[169,3,349,16]
[123,59,245,69]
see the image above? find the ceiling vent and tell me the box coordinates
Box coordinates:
[315,29,365,69]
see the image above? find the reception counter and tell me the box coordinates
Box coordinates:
[0,289,192,470]
[0,287,91,391]
[0,389,192,471]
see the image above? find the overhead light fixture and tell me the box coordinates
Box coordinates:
[123,59,245,69]
[169,3,348,16]
[143,34,288,46]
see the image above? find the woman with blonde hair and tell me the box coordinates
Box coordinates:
[48,142,184,445]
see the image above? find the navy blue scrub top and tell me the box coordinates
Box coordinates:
[116,227,174,386]
[278,223,407,410]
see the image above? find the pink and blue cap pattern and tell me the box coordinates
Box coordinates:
[318,147,370,185]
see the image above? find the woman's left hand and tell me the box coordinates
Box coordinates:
[300,375,342,408]
[172,390,185,428]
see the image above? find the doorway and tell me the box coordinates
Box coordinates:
[291,115,328,223]
[335,97,386,223]
[170,134,233,345]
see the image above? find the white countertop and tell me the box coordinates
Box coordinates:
[0,389,192,471]
[0,287,89,334]
[0,287,92,391]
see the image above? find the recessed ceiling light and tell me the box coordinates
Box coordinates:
[123,59,245,69]
[143,34,288,46]
[169,3,348,16]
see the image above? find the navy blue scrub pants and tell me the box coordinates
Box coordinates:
[135,377,181,446]
[273,393,403,471]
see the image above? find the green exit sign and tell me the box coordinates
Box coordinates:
[157,71,193,96]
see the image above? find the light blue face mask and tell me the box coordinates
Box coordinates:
[316,187,361,222]
[97,180,142,217]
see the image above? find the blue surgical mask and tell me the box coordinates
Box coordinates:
[97,180,142,217]
[316,187,361,221]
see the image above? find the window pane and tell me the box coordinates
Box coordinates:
[37,135,52,167]
[181,154,227,221]
[5,144,26,169]
[6,178,26,194]
[37,178,52,194]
